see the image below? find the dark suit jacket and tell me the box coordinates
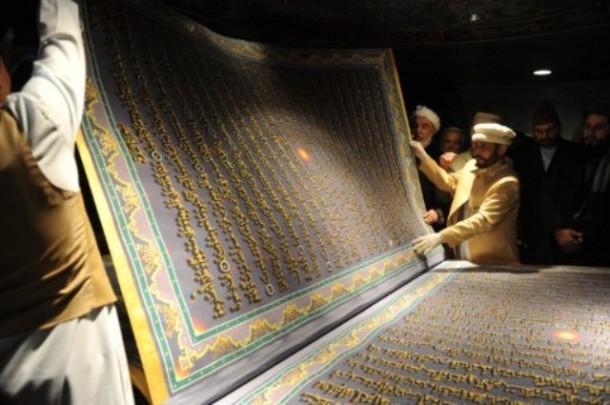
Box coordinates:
[418,143,445,232]
[571,143,610,266]
[510,136,586,264]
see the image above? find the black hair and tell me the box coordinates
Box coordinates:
[583,101,610,120]
[532,101,560,126]
[0,28,13,70]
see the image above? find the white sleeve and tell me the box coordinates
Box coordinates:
[5,0,85,192]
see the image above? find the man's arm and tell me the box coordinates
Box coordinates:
[440,176,519,247]
[410,140,458,193]
[5,0,85,192]
[419,153,458,193]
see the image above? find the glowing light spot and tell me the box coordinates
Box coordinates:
[553,330,580,342]
[533,69,552,76]
[296,146,312,163]
[193,318,207,334]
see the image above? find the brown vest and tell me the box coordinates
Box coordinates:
[0,108,116,337]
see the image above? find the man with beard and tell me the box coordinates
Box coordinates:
[409,123,520,265]
[435,126,466,229]
[510,101,586,264]
[410,105,446,231]
[565,106,610,266]
[582,106,610,188]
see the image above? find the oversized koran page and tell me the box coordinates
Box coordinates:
[219,262,610,404]
[77,0,443,403]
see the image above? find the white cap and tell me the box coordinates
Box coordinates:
[413,105,441,133]
[471,123,515,145]
[472,111,502,125]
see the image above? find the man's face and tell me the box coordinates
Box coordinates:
[440,131,462,153]
[582,113,609,147]
[0,57,11,105]
[533,121,559,149]
[413,116,436,147]
[472,141,504,168]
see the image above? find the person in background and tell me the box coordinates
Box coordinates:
[412,104,441,150]
[566,105,610,266]
[434,126,466,256]
[438,126,465,161]
[510,101,586,264]
[0,1,134,404]
[410,123,520,265]
[411,105,445,231]
[581,104,610,190]
[435,126,465,221]
[442,111,502,172]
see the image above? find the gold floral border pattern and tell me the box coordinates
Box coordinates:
[243,272,452,404]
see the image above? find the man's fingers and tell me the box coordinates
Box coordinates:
[411,237,428,255]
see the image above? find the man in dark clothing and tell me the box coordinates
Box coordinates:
[511,101,586,264]
[567,106,610,266]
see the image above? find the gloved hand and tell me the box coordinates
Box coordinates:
[411,233,443,255]
[409,140,428,161]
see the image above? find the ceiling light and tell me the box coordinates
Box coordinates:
[469,13,480,22]
[533,69,552,76]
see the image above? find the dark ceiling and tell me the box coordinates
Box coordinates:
[4,1,610,85]
[160,0,610,84]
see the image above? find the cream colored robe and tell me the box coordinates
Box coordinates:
[419,155,520,265]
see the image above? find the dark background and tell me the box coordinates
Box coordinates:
[157,0,610,142]
[5,0,610,141]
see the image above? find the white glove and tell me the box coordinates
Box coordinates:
[411,233,443,255]
[409,140,428,161]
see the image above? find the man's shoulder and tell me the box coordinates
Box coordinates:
[450,150,473,171]
[456,149,473,160]
[492,170,520,195]
[462,158,477,170]
[492,161,520,185]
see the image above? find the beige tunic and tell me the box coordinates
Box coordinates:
[419,154,520,265]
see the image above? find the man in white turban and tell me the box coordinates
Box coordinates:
[410,123,520,265]
[411,105,446,230]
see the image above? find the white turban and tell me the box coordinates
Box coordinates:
[413,105,441,134]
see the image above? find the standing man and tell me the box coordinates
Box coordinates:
[410,123,520,265]
[411,105,445,230]
[582,104,610,190]
[510,101,585,264]
[435,126,465,230]
[566,106,610,266]
[438,126,465,158]
[0,1,134,404]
